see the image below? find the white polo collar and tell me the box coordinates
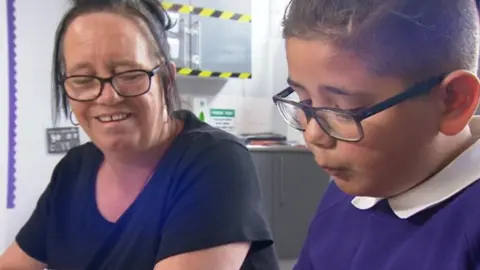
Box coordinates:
[351,116,480,219]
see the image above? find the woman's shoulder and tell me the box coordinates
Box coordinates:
[162,111,256,185]
[51,142,101,183]
[174,110,247,155]
[57,142,100,168]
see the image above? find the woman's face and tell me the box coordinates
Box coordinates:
[63,12,166,153]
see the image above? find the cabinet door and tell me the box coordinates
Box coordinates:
[189,0,252,73]
[273,152,330,259]
[250,152,275,230]
[166,0,192,68]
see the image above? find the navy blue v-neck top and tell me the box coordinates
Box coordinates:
[15,110,279,270]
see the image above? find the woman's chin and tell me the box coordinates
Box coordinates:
[94,138,137,153]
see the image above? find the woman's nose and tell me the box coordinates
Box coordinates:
[95,82,123,105]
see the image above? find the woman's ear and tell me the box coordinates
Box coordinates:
[169,61,176,77]
[163,61,176,91]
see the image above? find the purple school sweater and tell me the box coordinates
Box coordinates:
[295,140,480,270]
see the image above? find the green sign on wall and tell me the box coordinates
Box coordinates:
[210,108,235,117]
[209,108,236,132]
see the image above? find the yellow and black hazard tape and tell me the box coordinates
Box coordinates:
[162,2,251,23]
[176,68,252,79]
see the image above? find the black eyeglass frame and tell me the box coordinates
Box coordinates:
[272,74,446,142]
[60,65,162,102]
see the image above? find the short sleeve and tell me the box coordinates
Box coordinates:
[156,140,274,261]
[15,157,65,263]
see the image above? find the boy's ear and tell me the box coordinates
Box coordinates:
[438,70,480,135]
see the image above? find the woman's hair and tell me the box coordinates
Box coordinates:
[52,0,180,123]
[282,0,480,83]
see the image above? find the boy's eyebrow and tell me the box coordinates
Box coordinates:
[287,77,358,96]
[286,78,306,89]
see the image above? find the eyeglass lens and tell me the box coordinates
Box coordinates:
[64,70,151,101]
[276,101,362,141]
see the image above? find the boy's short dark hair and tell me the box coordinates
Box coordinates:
[282,0,480,82]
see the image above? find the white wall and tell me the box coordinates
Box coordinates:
[0,0,9,253]
[2,0,79,251]
[0,0,298,252]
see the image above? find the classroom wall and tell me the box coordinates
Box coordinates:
[0,0,9,253]
[1,0,78,252]
[0,0,297,252]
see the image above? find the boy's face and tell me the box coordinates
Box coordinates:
[285,38,446,197]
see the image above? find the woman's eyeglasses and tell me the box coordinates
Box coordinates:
[61,66,162,102]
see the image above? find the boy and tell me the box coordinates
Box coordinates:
[273,0,480,269]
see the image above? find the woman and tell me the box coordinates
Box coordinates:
[274,0,480,269]
[0,0,278,269]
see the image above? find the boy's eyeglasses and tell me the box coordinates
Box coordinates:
[272,75,446,142]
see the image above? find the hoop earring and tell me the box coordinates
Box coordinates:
[69,111,79,126]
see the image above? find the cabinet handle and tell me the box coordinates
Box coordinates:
[279,157,285,207]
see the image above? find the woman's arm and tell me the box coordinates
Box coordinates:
[0,242,46,270]
[154,242,250,270]
[2,153,71,270]
[153,139,277,269]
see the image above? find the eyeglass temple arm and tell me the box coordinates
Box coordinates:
[355,76,445,120]
[273,87,294,100]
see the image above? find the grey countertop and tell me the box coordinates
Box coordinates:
[247,145,311,152]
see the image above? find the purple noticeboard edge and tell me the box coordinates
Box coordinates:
[6,0,17,209]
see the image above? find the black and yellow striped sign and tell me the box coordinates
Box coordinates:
[162,1,251,23]
[176,68,252,79]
